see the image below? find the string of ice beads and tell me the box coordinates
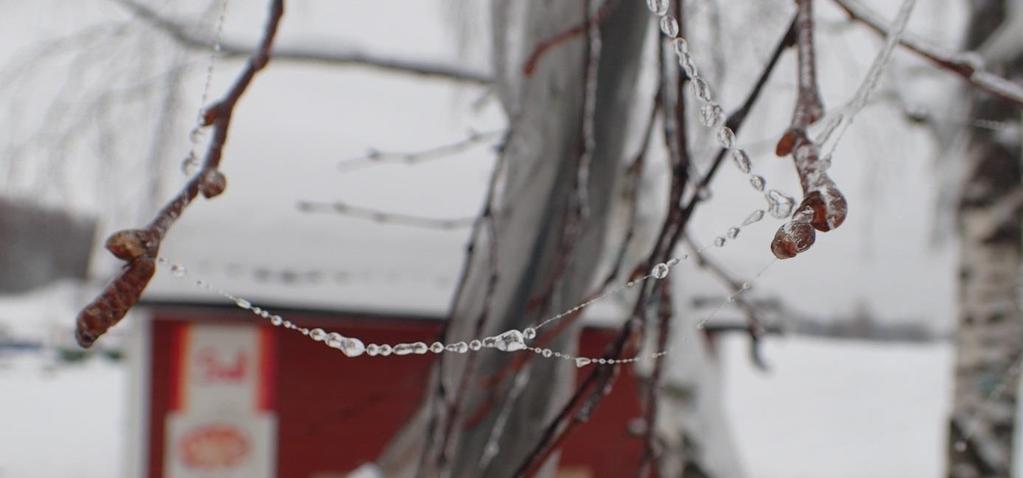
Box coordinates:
[645,0,797,224]
[160,256,693,367]
[182,0,231,175]
[160,221,774,368]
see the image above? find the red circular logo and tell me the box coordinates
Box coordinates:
[178,424,251,469]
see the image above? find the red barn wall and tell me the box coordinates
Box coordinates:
[146,305,644,477]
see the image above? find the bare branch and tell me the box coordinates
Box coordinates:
[296,200,476,230]
[832,0,1023,108]
[339,129,504,172]
[113,0,491,85]
[75,0,286,348]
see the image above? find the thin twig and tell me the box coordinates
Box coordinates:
[296,200,476,230]
[521,0,618,76]
[513,20,797,475]
[74,0,286,348]
[683,234,768,368]
[339,130,505,172]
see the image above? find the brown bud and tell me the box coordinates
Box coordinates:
[75,257,156,347]
[106,229,154,260]
[771,221,816,259]
[775,129,800,157]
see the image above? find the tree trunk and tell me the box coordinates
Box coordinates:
[948,1,1023,476]
[378,2,651,476]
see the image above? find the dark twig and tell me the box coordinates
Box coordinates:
[74,0,285,348]
[683,234,768,369]
[639,278,673,477]
[423,152,507,473]
[339,129,505,172]
[521,0,618,76]
[832,0,1023,108]
[296,200,476,230]
[513,19,798,476]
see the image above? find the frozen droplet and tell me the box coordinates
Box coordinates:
[495,330,526,352]
[430,342,444,353]
[742,209,765,226]
[378,344,392,356]
[393,343,414,356]
[235,298,251,310]
[672,38,689,55]
[749,175,765,191]
[170,264,186,277]
[741,282,750,290]
[715,126,736,149]
[181,153,199,175]
[541,348,553,358]
[597,358,607,364]
[697,186,712,200]
[678,53,698,78]
[575,357,592,368]
[270,315,283,326]
[482,337,497,348]
[766,189,795,218]
[652,263,670,279]
[523,328,536,340]
[659,16,679,37]
[199,170,226,198]
[690,78,712,103]
[646,0,669,15]
[341,337,365,357]
[713,236,726,247]
[469,339,482,351]
[309,328,326,342]
[726,227,740,240]
[445,342,466,353]
[699,104,724,127]
[411,342,429,355]
[367,344,380,356]
[731,149,751,174]
[326,332,345,349]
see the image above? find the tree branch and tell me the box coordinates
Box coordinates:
[74,0,286,348]
[113,0,491,86]
[832,0,1023,108]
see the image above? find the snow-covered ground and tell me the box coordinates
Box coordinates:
[0,355,127,478]
[723,336,952,478]
[0,333,952,478]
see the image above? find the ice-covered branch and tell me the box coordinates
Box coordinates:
[74,0,286,348]
[113,0,491,86]
[832,0,1023,108]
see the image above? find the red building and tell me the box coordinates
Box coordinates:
[129,277,646,477]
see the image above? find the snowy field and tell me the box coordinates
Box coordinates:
[0,333,951,477]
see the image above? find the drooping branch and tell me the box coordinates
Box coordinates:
[113,0,490,86]
[832,0,1023,108]
[74,0,285,348]
[771,0,848,259]
[513,18,799,475]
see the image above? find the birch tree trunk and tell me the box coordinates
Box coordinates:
[948,1,1023,476]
